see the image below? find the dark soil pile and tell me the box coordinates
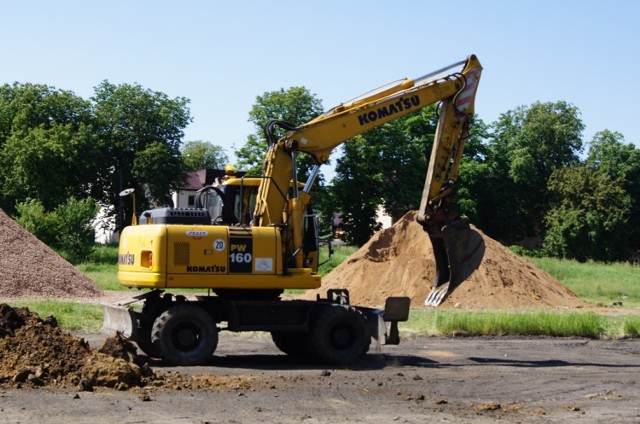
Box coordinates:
[307,211,585,310]
[0,304,149,390]
[0,304,275,392]
[0,208,102,299]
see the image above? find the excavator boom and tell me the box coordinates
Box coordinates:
[255,55,485,305]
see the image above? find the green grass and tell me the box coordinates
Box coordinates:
[88,244,120,264]
[4,243,640,338]
[402,309,640,338]
[397,256,640,339]
[623,315,640,337]
[527,257,640,307]
[6,300,104,332]
[318,245,357,276]
[74,244,121,290]
[75,262,121,291]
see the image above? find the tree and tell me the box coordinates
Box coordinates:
[586,130,640,180]
[455,159,490,225]
[182,140,228,171]
[444,115,490,225]
[332,138,385,246]
[235,87,324,177]
[330,104,492,246]
[234,86,335,231]
[0,83,99,214]
[132,141,185,204]
[542,130,640,261]
[91,81,192,229]
[381,106,439,222]
[587,130,640,256]
[485,101,584,243]
[544,165,631,261]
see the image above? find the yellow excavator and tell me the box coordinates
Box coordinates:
[104,54,484,365]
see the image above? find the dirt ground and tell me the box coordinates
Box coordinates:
[0,331,639,424]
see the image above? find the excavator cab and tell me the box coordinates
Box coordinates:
[196,176,322,273]
[202,178,259,226]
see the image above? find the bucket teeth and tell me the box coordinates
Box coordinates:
[424,218,485,307]
[425,283,450,306]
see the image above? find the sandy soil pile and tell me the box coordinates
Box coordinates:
[0,208,102,299]
[308,211,585,310]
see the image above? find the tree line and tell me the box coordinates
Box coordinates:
[1,82,638,263]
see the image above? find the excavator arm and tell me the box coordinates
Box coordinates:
[254,54,484,306]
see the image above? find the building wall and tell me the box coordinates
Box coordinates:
[173,190,197,209]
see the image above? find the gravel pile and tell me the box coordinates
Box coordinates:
[0,208,102,299]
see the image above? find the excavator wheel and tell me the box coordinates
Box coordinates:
[134,324,161,359]
[271,331,312,358]
[150,304,218,366]
[134,291,174,358]
[310,304,370,365]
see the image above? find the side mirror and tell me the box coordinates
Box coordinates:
[119,188,137,226]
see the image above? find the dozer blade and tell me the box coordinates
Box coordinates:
[424,218,485,306]
[101,303,136,337]
[101,293,151,338]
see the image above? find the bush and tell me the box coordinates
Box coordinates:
[55,198,100,263]
[15,199,59,245]
[508,245,545,258]
[15,197,99,263]
[88,244,120,264]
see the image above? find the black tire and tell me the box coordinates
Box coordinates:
[151,304,218,365]
[135,326,161,358]
[310,305,370,365]
[271,331,311,358]
[136,291,173,358]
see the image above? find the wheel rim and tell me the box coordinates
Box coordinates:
[311,305,370,365]
[330,324,354,349]
[171,322,202,352]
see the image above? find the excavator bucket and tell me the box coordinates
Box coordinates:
[424,218,485,306]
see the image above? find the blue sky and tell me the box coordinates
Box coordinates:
[2,1,638,167]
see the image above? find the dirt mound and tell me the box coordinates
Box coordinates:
[0,208,102,299]
[0,304,150,390]
[0,304,278,392]
[308,211,585,310]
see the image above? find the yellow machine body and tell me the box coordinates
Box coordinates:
[118,223,320,290]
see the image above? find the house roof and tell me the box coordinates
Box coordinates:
[182,169,246,190]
